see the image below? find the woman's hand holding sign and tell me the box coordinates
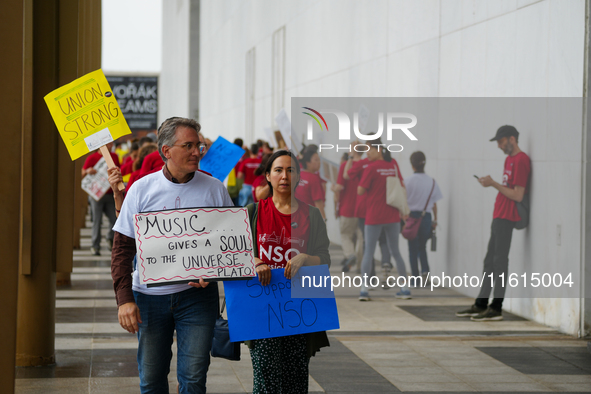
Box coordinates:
[285,253,321,280]
[107,167,125,217]
[107,166,123,191]
[284,253,306,280]
[255,258,271,286]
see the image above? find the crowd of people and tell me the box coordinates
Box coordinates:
[79,117,529,393]
[332,140,442,301]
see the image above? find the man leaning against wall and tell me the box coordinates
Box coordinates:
[456,125,531,322]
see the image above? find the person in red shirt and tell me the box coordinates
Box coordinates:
[120,142,139,176]
[357,141,410,301]
[295,145,326,219]
[246,149,330,393]
[127,143,159,191]
[333,144,364,273]
[82,142,120,255]
[139,150,164,178]
[227,138,245,206]
[457,125,531,322]
[237,144,262,206]
[345,148,390,277]
[137,117,183,179]
[251,154,272,203]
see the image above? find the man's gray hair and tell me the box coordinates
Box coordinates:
[157,117,201,161]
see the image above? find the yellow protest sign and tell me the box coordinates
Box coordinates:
[44,69,131,160]
[228,168,236,187]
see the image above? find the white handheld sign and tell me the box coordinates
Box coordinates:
[134,207,255,285]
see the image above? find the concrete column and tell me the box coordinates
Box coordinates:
[16,0,102,366]
[54,0,82,286]
[16,0,60,367]
[0,0,28,389]
[583,0,591,336]
[72,0,102,251]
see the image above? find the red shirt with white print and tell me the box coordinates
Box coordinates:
[256,198,310,269]
[238,158,262,185]
[493,152,531,221]
[359,159,404,225]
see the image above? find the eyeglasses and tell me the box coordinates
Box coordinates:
[171,142,207,155]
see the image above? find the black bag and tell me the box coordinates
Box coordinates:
[514,193,530,230]
[210,298,241,361]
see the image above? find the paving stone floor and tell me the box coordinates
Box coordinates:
[14,215,591,393]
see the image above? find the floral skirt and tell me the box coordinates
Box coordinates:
[249,334,310,394]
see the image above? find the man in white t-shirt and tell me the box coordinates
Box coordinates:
[111,117,233,394]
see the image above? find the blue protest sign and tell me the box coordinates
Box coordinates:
[223,266,339,342]
[199,136,245,182]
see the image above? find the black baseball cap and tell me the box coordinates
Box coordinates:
[490,125,519,141]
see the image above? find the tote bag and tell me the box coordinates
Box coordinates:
[386,167,410,216]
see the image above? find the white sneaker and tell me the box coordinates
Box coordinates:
[359,292,371,301]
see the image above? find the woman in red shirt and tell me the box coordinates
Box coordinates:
[358,142,411,300]
[246,150,330,393]
[237,144,262,206]
[251,154,272,203]
[295,145,326,219]
[127,143,158,191]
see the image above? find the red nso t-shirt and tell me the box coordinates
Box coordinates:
[359,159,404,225]
[493,152,531,221]
[256,198,310,269]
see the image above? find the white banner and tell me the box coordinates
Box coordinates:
[81,157,110,201]
[275,108,303,154]
[134,207,256,285]
[263,127,275,147]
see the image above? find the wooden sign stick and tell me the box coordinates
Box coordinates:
[99,145,125,191]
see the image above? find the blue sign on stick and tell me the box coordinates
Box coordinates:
[223,266,340,342]
[199,136,245,182]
